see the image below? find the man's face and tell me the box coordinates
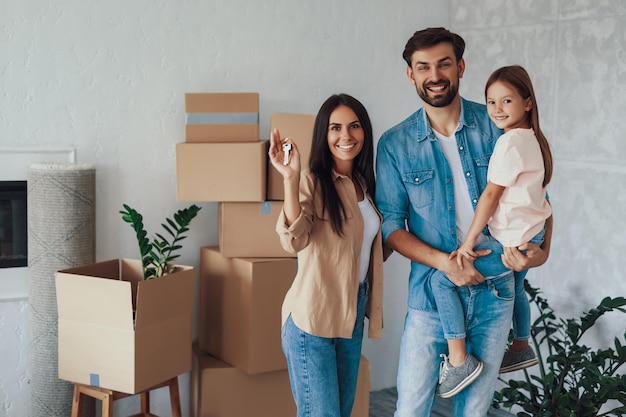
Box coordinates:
[406,42,465,108]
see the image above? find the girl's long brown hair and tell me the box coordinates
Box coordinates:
[485,65,553,187]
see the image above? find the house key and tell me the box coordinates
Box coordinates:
[282,142,292,165]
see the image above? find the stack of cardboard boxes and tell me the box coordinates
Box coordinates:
[176,92,371,417]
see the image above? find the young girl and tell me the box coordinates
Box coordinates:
[432,65,553,398]
[269,94,386,417]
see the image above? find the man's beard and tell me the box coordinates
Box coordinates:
[416,80,459,108]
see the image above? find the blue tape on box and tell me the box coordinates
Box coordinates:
[90,373,100,387]
[185,112,259,125]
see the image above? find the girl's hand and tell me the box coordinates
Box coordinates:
[268,128,301,178]
[451,242,478,269]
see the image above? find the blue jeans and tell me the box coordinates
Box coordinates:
[512,229,545,341]
[431,238,509,339]
[395,273,515,417]
[281,280,368,417]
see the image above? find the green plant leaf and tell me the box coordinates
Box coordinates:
[162,222,176,237]
[154,234,170,247]
[121,203,201,279]
[493,282,626,416]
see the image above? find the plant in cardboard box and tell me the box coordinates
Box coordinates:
[120,203,201,279]
[492,282,626,417]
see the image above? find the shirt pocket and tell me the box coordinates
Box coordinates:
[402,169,434,209]
[474,154,491,190]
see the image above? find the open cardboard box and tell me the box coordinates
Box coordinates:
[55,259,195,394]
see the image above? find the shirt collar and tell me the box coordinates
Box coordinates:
[459,97,475,130]
[416,96,473,142]
[332,168,352,181]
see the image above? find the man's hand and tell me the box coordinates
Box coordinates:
[385,229,490,287]
[440,254,487,287]
[502,242,548,272]
[503,214,553,272]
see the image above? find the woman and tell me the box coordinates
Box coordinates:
[268,93,386,417]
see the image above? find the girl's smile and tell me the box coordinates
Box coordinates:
[486,80,532,132]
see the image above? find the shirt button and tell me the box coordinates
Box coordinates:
[447,178,451,183]
[473,199,478,204]
[448,205,453,210]
[414,177,419,182]
[466,172,471,177]
[459,146,464,151]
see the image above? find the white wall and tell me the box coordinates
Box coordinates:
[450,2,626,412]
[450,0,626,352]
[0,1,446,415]
[365,0,626,402]
[2,1,625,416]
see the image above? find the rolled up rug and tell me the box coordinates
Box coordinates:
[28,163,95,417]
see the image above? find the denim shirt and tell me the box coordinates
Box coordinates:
[375,97,502,310]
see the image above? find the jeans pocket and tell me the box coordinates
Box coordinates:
[490,274,515,301]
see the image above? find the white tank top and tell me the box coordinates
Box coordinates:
[358,197,379,283]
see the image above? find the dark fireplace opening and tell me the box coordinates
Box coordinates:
[0,181,27,268]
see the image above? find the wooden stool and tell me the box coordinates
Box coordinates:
[71,376,181,417]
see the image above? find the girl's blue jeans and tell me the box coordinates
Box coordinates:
[431,231,545,340]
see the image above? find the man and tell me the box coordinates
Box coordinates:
[375,27,552,416]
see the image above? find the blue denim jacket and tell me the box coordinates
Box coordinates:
[375,97,503,310]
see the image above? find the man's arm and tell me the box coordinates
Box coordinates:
[502,214,553,271]
[386,229,488,286]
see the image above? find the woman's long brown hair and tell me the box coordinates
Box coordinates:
[309,94,375,236]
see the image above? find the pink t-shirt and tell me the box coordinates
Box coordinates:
[487,128,552,247]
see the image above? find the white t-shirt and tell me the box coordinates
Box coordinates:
[434,129,485,245]
[487,128,552,247]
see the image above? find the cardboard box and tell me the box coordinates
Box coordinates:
[191,346,369,417]
[55,259,195,394]
[267,113,316,200]
[176,141,268,202]
[185,92,259,142]
[219,201,294,258]
[198,246,295,374]
[191,346,296,417]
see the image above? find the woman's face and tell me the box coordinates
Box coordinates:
[326,105,364,173]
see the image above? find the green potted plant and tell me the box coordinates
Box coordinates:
[56,204,202,393]
[120,203,202,279]
[493,282,626,417]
